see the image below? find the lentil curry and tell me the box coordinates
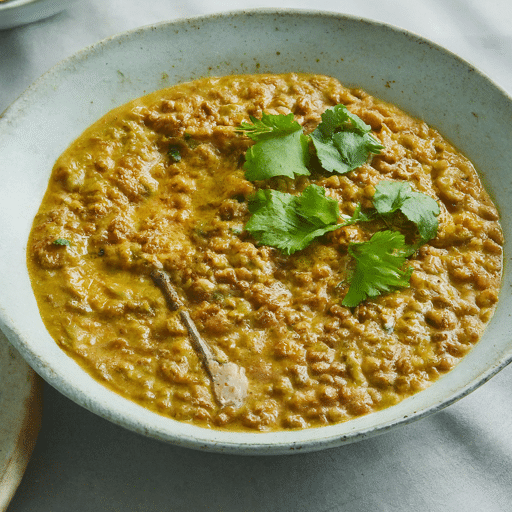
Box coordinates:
[27,74,503,431]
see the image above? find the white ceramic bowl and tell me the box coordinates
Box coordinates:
[0,0,73,30]
[1,10,511,455]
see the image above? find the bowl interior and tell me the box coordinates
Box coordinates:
[1,10,511,455]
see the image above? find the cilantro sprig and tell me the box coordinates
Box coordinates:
[237,108,440,307]
[342,230,414,307]
[372,181,440,243]
[247,181,438,255]
[342,181,440,245]
[245,179,439,306]
[336,181,440,306]
[310,104,384,175]
[239,112,302,140]
[239,112,310,180]
[245,184,341,255]
[237,105,382,180]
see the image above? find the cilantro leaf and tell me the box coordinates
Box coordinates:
[311,104,384,174]
[53,238,71,246]
[244,131,310,181]
[168,145,182,163]
[296,182,341,226]
[238,112,310,181]
[238,112,302,141]
[312,104,373,138]
[342,230,414,307]
[340,203,377,225]
[372,181,440,242]
[245,184,341,255]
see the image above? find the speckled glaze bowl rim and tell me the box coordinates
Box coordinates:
[1,9,511,455]
[0,0,74,30]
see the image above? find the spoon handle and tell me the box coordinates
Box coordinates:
[150,269,216,366]
[151,269,248,409]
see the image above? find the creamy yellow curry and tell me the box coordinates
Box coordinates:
[27,73,502,431]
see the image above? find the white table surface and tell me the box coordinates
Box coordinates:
[2,1,512,510]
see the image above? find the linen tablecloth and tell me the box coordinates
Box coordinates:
[2,1,512,510]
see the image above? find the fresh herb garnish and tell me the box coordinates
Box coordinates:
[342,181,440,244]
[371,181,440,243]
[238,112,302,140]
[340,203,377,226]
[168,145,182,163]
[53,238,71,246]
[238,112,310,181]
[245,179,439,305]
[310,104,384,175]
[238,105,383,180]
[341,181,440,306]
[237,109,440,307]
[342,230,414,307]
[246,180,439,257]
[245,184,341,255]
[338,181,440,305]
[184,133,199,148]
